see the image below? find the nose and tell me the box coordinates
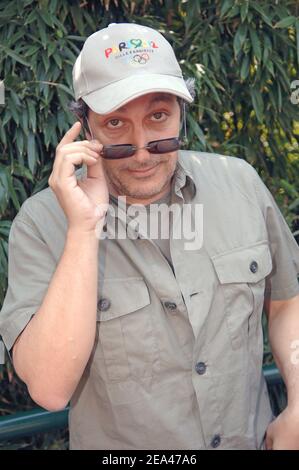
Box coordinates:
[130,128,152,165]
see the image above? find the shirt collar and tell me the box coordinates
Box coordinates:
[172,154,197,202]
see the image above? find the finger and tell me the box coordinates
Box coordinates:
[87,151,105,179]
[59,145,101,159]
[84,139,105,179]
[60,140,102,154]
[59,153,100,180]
[51,146,101,182]
[58,121,82,147]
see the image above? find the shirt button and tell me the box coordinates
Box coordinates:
[97,298,111,312]
[164,301,177,311]
[195,362,207,375]
[210,434,221,448]
[250,261,258,273]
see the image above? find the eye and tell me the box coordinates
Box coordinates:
[107,118,123,129]
[151,112,167,121]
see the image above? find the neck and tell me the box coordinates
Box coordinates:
[109,182,172,206]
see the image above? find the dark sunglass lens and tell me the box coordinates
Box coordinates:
[148,138,180,154]
[102,145,136,159]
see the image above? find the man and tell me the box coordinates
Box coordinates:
[0,23,299,450]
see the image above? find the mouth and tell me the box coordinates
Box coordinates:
[128,163,160,176]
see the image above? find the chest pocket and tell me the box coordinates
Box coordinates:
[94,277,159,382]
[211,241,273,350]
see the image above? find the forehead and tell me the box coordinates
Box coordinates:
[114,92,178,113]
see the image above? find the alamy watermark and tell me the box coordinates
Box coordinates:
[94,196,204,251]
[0,80,4,105]
[290,80,299,105]
[290,339,299,365]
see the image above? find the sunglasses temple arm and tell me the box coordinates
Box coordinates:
[183,102,188,144]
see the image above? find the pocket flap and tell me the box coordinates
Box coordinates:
[97,277,150,321]
[211,241,273,284]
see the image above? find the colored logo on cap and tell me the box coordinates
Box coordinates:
[105,38,158,59]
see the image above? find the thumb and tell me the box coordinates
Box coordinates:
[59,121,82,146]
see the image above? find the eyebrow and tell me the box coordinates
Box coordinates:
[115,94,175,113]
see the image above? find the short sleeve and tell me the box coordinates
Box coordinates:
[251,167,299,300]
[0,209,56,359]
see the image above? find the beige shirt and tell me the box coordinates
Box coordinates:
[109,188,173,270]
[0,150,299,450]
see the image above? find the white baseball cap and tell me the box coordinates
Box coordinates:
[72,22,193,114]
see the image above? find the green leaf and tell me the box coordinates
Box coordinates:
[12,177,28,205]
[220,0,234,18]
[38,9,54,28]
[15,127,24,156]
[250,87,264,123]
[274,16,296,29]
[8,98,20,126]
[296,20,299,65]
[2,168,20,211]
[66,35,86,42]
[187,114,206,147]
[249,27,262,62]
[42,53,50,73]
[24,45,40,58]
[289,198,299,211]
[28,101,36,133]
[52,16,67,35]
[0,45,30,66]
[24,9,37,26]
[0,121,7,147]
[274,60,291,90]
[262,34,272,65]
[0,220,12,238]
[27,132,37,174]
[240,54,250,81]
[240,1,249,23]
[276,81,282,112]
[69,6,85,36]
[265,60,275,77]
[2,110,12,127]
[53,52,62,69]
[251,3,273,27]
[280,179,298,198]
[49,0,58,14]
[10,90,21,107]
[202,74,222,106]
[233,23,248,58]
[47,41,56,57]
[0,240,8,274]
[51,82,73,97]
[21,110,29,137]
[12,163,34,182]
[37,15,48,49]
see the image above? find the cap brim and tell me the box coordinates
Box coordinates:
[81,74,193,114]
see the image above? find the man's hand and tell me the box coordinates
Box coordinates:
[265,406,299,449]
[48,121,109,234]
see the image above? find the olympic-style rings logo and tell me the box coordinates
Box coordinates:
[132,53,149,65]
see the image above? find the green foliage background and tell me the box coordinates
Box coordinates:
[0,0,298,448]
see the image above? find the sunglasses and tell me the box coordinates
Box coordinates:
[100,137,181,159]
[82,116,181,159]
